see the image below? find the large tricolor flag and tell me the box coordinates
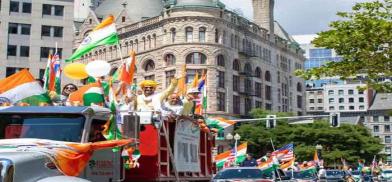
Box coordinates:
[0,69,51,105]
[206,117,235,132]
[215,142,247,168]
[66,15,119,62]
[68,82,105,106]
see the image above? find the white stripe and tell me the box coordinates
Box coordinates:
[80,24,117,47]
[85,87,103,94]
[0,81,45,103]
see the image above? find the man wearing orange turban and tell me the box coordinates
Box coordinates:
[135,78,178,111]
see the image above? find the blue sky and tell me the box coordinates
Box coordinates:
[220,0,372,35]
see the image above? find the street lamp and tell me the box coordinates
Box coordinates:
[226,133,233,140]
[226,133,241,166]
[316,144,323,167]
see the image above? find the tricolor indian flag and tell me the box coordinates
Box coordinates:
[0,69,51,105]
[68,82,105,106]
[215,142,247,168]
[206,117,236,132]
[66,15,119,62]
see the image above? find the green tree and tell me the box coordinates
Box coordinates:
[235,109,383,166]
[296,0,392,92]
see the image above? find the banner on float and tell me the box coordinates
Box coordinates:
[174,120,201,172]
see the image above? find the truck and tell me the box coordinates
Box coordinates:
[0,106,215,181]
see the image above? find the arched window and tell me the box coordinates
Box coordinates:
[130,40,134,50]
[199,27,206,43]
[186,52,206,64]
[297,82,303,92]
[185,27,193,42]
[265,71,271,82]
[144,60,155,71]
[142,37,146,50]
[217,54,225,67]
[244,63,252,74]
[233,59,240,71]
[165,54,176,66]
[170,28,176,43]
[147,35,151,49]
[255,67,262,78]
[215,29,219,43]
[135,39,139,52]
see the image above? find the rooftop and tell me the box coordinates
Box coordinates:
[369,93,392,111]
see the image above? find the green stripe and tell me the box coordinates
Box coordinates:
[19,93,52,106]
[216,154,247,168]
[44,67,50,91]
[83,93,104,106]
[55,76,61,95]
[66,33,119,62]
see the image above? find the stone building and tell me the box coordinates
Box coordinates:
[73,0,306,117]
[0,0,74,79]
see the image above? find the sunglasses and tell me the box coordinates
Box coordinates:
[65,86,76,90]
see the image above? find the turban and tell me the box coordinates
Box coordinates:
[139,80,158,88]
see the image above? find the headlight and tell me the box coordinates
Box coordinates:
[0,159,14,182]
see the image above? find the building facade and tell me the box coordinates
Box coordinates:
[0,0,74,79]
[305,88,325,115]
[74,0,306,118]
[365,93,392,163]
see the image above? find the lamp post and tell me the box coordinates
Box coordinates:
[226,133,241,165]
[316,144,323,167]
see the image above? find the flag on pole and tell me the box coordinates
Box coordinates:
[0,69,51,105]
[43,54,53,91]
[68,82,105,106]
[177,64,187,96]
[195,72,206,115]
[118,50,137,85]
[191,71,199,88]
[280,157,296,170]
[52,52,62,94]
[102,80,122,152]
[66,15,119,62]
[206,117,235,132]
[215,142,247,168]
[272,143,294,162]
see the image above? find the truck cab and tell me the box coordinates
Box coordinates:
[0,106,122,182]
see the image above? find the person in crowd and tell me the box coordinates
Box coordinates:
[134,78,178,112]
[181,88,200,116]
[161,93,183,121]
[240,154,258,167]
[318,166,327,179]
[50,83,78,106]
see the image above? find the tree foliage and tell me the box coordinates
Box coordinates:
[235,109,383,166]
[296,0,392,92]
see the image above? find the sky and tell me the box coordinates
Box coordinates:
[220,0,372,35]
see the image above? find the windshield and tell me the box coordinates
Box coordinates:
[0,114,85,142]
[383,170,392,174]
[326,170,343,176]
[351,171,361,175]
[286,171,316,179]
[214,168,272,179]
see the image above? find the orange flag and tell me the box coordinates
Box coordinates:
[177,64,187,96]
[0,139,134,176]
[191,71,199,88]
[119,50,137,85]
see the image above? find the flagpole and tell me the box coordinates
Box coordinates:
[270,138,276,151]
